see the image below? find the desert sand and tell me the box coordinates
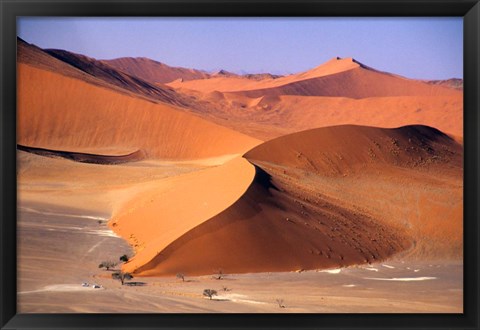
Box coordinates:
[16,38,463,313]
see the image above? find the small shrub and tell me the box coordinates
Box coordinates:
[213,269,224,280]
[176,273,185,282]
[98,261,117,271]
[119,254,129,262]
[112,271,133,285]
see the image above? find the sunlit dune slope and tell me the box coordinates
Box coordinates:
[17,63,260,159]
[167,57,358,93]
[126,125,461,276]
[103,57,210,84]
[109,156,256,275]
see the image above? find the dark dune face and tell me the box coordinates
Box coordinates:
[131,125,462,276]
[134,163,413,276]
[17,145,146,165]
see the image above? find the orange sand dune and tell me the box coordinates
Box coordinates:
[17,63,260,159]
[167,57,358,93]
[232,66,461,99]
[245,125,462,175]
[165,57,462,141]
[103,57,211,84]
[117,125,461,276]
[169,57,460,99]
[18,38,192,108]
[251,95,463,139]
[109,156,256,274]
[168,92,462,141]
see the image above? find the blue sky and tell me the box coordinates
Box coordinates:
[17,17,463,79]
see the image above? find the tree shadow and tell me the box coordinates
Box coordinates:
[124,281,147,286]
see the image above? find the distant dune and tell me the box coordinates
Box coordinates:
[18,38,193,108]
[104,57,211,84]
[169,57,460,98]
[19,39,462,141]
[166,57,462,140]
[118,125,462,276]
[426,78,463,90]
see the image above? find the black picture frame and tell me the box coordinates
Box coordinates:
[1,0,479,329]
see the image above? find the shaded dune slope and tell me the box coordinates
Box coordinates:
[45,48,189,107]
[103,57,210,84]
[245,125,462,174]
[18,38,190,108]
[17,63,260,159]
[17,144,145,165]
[127,125,462,276]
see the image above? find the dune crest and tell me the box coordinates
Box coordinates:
[109,156,256,274]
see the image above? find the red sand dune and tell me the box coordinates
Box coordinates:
[104,57,211,84]
[45,48,195,108]
[165,57,462,140]
[167,57,358,93]
[259,95,463,138]
[17,40,463,279]
[18,38,192,108]
[110,156,256,275]
[117,125,462,276]
[199,93,463,140]
[234,66,460,99]
[17,63,260,159]
[169,57,460,98]
[19,39,462,142]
